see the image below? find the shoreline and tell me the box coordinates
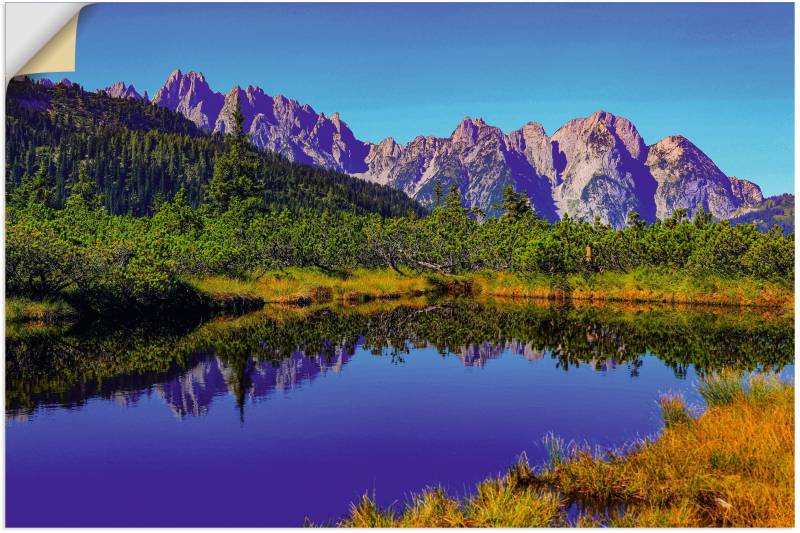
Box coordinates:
[341,375,794,527]
[8,268,793,325]
[190,268,794,311]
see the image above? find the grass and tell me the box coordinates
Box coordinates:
[186,267,792,310]
[341,474,561,528]
[470,267,793,309]
[339,374,793,527]
[659,393,693,428]
[5,297,78,324]
[187,268,431,306]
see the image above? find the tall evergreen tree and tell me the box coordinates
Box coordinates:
[68,163,103,210]
[433,181,443,206]
[495,184,532,221]
[205,99,262,211]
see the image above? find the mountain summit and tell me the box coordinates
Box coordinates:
[100,81,142,100]
[151,69,224,130]
[144,69,766,226]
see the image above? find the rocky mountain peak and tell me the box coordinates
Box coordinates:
[152,69,223,129]
[166,68,182,82]
[143,68,774,228]
[245,84,264,96]
[520,121,547,136]
[591,110,647,160]
[647,135,705,167]
[645,134,752,220]
[183,70,207,83]
[728,176,765,206]
[452,116,496,145]
[377,137,402,157]
[100,81,142,100]
[158,69,210,96]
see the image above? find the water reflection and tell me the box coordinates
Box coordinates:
[156,347,353,419]
[7,299,793,421]
[6,299,794,527]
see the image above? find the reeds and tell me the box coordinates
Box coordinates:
[659,393,693,428]
[542,373,793,527]
[340,462,561,528]
[698,370,788,407]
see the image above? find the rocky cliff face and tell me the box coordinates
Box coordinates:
[151,69,224,130]
[729,176,765,206]
[99,81,142,100]
[149,69,766,226]
[549,111,655,226]
[644,135,755,220]
[151,70,369,174]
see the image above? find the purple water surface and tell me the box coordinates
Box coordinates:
[6,323,793,526]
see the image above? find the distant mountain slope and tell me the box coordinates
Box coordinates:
[144,69,773,227]
[729,194,794,233]
[5,78,424,218]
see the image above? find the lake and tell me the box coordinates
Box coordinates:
[6,299,793,526]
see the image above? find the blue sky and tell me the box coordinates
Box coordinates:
[56,3,794,195]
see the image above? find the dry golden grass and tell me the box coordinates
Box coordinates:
[340,471,561,527]
[538,373,794,527]
[5,297,77,324]
[339,375,793,528]
[189,268,431,305]
[471,269,793,309]
[185,275,262,299]
[189,267,792,310]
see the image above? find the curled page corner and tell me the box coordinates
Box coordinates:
[6,3,87,83]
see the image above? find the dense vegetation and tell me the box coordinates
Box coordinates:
[729,193,795,234]
[6,79,793,316]
[7,172,793,314]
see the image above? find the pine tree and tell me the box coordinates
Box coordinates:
[68,163,102,210]
[433,181,443,206]
[9,166,54,210]
[205,98,261,211]
[495,184,531,221]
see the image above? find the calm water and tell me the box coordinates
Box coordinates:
[6,300,793,526]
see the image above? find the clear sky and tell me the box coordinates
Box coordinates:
[55,2,794,195]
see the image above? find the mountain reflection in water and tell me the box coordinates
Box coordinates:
[6,300,793,527]
[7,299,792,422]
[156,347,352,418]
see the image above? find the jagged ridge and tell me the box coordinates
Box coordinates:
[105,69,771,227]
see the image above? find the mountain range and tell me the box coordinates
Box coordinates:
[99,69,781,227]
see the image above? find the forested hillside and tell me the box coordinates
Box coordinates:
[730,194,794,234]
[5,78,424,217]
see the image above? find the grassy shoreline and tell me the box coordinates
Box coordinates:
[7,267,792,325]
[6,298,78,324]
[472,270,793,308]
[187,267,793,310]
[341,374,794,527]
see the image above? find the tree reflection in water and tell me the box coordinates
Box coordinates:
[7,299,793,420]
